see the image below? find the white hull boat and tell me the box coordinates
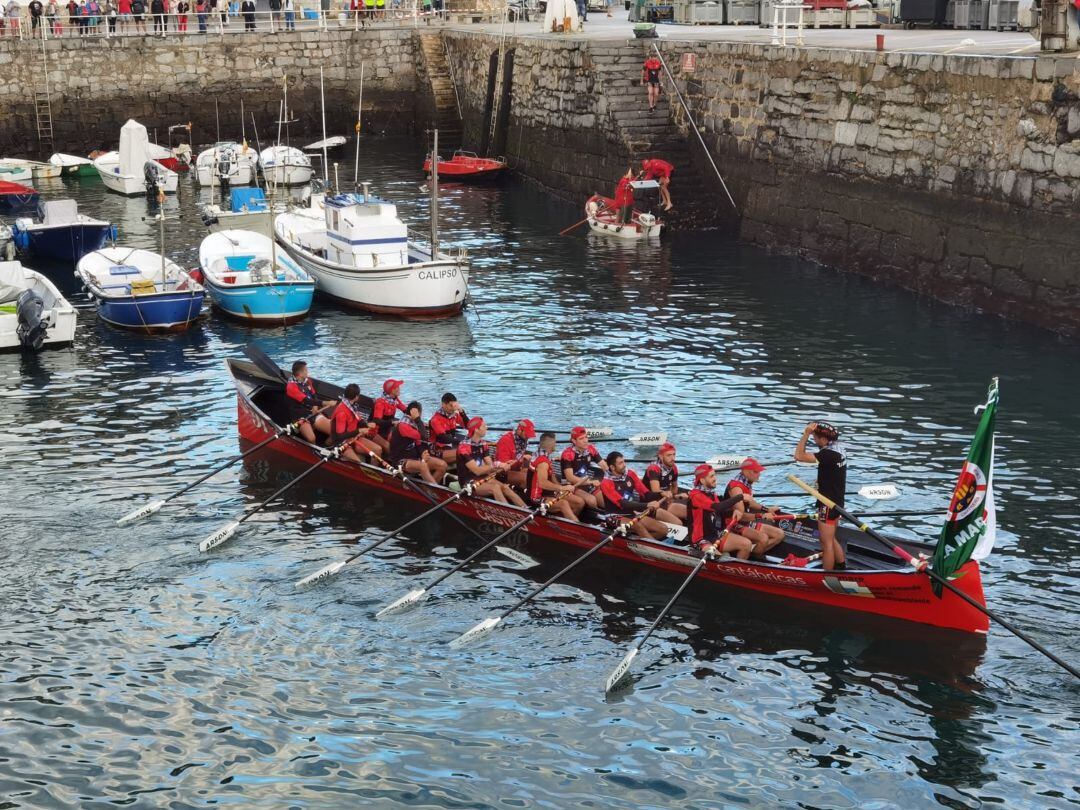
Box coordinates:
[274,192,469,318]
[196,142,257,187]
[259,146,313,187]
[0,260,77,351]
[49,153,96,176]
[0,161,33,184]
[94,120,179,197]
[585,194,663,241]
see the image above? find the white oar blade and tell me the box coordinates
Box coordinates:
[449,616,501,648]
[584,427,614,439]
[707,455,746,468]
[294,559,348,588]
[858,484,900,500]
[494,546,539,568]
[116,499,165,526]
[628,432,667,447]
[375,588,428,618]
[604,647,639,693]
[198,520,240,553]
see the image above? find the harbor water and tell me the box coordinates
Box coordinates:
[1,140,1078,809]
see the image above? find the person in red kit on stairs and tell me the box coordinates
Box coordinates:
[641,54,662,113]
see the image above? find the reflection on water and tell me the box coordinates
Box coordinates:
[0,139,1078,809]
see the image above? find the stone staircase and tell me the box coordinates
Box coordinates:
[418,33,463,150]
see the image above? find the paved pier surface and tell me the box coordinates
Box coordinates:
[455,16,1044,56]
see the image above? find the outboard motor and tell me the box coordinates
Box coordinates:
[216,154,234,197]
[15,288,50,352]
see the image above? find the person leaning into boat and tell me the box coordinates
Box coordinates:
[330,384,383,462]
[457,417,527,507]
[372,378,408,440]
[641,158,674,212]
[494,418,536,491]
[643,442,686,523]
[389,402,447,485]
[285,360,334,443]
[601,452,680,540]
[687,464,754,559]
[723,457,785,560]
[560,427,607,511]
[614,169,635,227]
[794,422,847,571]
[527,432,584,522]
[429,392,469,464]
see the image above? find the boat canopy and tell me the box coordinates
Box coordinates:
[230,187,268,213]
[119,120,151,176]
[40,199,79,226]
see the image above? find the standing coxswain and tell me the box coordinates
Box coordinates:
[723,458,784,560]
[794,422,847,570]
[284,360,335,443]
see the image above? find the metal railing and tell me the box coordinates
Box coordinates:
[0,3,499,40]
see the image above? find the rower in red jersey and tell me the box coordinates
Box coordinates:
[284,360,334,443]
[526,432,582,522]
[640,157,674,211]
[560,426,607,511]
[723,457,785,560]
[329,384,383,463]
[600,452,681,539]
[388,401,447,485]
[457,417,527,507]
[429,391,469,464]
[643,442,686,523]
[495,418,536,491]
[686,464,753,559]
[372,378,407,439]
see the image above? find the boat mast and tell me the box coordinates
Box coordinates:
[319,67,330,190]
[240,98,246,144]
[159,212,167,290]
[354,62,364,190]
[430,129,439,258]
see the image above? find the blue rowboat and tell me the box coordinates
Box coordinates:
[76,247,205,334]
[12,199,117,263]
[198,229,314,326]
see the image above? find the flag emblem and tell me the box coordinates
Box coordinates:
[947,462,987,523]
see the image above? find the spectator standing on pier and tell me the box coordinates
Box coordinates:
[29,0,44,37]
[87,0,101,32]
[283,0,294,28]
[269,0,280,25]
[6,0,22,37]
[117,0,129,31]
[105,0,116,33]
[150,0,163,33]
[240,0,253,28]
[575,0,586,23]
[196,0,206,29]
[176,0,186,29]
[216,0,226,27]
[131,0,146,32]
[45,0,59,34]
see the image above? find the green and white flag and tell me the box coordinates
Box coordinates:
[932,378,999,587]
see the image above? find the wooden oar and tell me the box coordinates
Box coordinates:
[116,403,337,526]
[293,471,501,588]
[755,484,901,501]
[787,475,1080,680]
[559,199,606,236]
[604,517,740,693]
[375,490,572,618]
[198,440,349,553]
[449,510,650,647]
[367,454,537,568]
[680,457,795,469]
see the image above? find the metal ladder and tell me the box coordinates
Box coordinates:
[35,39,54,153]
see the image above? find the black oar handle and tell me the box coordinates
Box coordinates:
[787,475,1080,681]
[236,445,341,526]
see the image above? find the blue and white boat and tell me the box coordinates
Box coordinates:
[12,199,117,263]
[197,230,314,325]
[201,187,273,234]
[76,246,205,333]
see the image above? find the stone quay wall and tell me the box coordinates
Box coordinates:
[443,30,1080,336]
[0,28,420,155]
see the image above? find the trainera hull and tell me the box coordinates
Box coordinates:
[230,362,990,634]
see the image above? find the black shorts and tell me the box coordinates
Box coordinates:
[647,76,660,86]
[817,504,841,524]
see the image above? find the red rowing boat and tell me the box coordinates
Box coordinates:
[228,358,989,635]
[423,151,507,180]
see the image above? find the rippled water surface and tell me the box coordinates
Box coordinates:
[2,140,1078,809]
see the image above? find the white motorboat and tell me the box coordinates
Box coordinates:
[259,145,313,187]
[0,260,77,351]
[202,187,274,235]
[196,142,257,187]
[0,160,33,184]
[274,190,469,318]
[49,153,96,177]
[93,120,179,197]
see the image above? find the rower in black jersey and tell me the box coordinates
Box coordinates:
[388,401,447,485]
[794,421,847,570]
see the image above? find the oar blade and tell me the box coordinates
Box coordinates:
[494,546,539,568]
[707,455,746,468]
[449,616,501,648]
[116,499,165,526]
[294,558,348,588]
[584,427,614,439]
[858,484,900,500]
[198,520,240,553]
[604,647,639,693]
[628,432,667,447]
[375,588,428,618]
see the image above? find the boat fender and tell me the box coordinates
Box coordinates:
[189,268,204,284]
[12,225,29,252]
[15,289,50,352]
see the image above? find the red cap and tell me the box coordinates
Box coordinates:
[694,463,714,483]
[383,378,404,395]
[741,457,766,473]
[517,418,536,438]
[570,426,588,440]
[467,416,485,437]
[658,442,676,455]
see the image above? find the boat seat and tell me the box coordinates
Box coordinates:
[109,264,141,276]
[225,255,256,271]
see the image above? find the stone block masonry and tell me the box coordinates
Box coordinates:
[442,30,1080,337]
[0,29,420,156]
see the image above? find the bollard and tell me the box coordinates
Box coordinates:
[876,33,885,51]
